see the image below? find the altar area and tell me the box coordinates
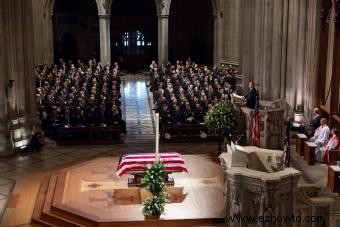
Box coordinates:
[17,154,225,227]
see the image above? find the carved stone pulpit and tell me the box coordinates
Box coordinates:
[232,98,287,149]
[220,143,301,227]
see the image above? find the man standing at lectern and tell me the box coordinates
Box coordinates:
[245,81,258,109]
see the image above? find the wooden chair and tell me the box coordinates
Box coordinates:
[328,144,340,165]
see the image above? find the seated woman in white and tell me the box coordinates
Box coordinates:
[315,128,339,163]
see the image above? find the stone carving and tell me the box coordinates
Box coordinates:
[101,0,109,10]
[267,154,284,171]
[220,144,302,227]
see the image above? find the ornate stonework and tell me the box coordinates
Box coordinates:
[220,144,335,227]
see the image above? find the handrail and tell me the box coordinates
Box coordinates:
[332,114,340,124]
[320,105,330,114]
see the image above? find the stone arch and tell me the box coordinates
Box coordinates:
[107,0,159,16]
[167,0,220,16]
[46,0,100,16]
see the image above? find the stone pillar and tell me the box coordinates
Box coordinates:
[271,0,284,100]
[158,15,169,65]
[240,0,254,85]
[325,8,335,108]
[213,13,223,66]
[224,0,241,65]
[99,15,111,66]
[32,0,54,64]
[303,0,320,116]
[0,0,39,156]
[286,0,299,108]
[295,0,307,109]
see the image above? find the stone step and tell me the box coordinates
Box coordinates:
[32,173,87,227]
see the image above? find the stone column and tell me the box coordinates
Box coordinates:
[240,0,254,85]
[224,0,241,64]
[99,15,111,66]
[158,15,169,65]
[303,0,320,116]
[213,13,223,66]
[271,0,284,100]
[295,0,307,109]
[286,0,299,108]
[0,0,38,156]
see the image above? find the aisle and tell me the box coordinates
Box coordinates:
[121,73,155,144]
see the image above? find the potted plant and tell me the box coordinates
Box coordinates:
[204,101,235,153]
[141,161,168,218]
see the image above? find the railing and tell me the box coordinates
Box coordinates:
[56,126,122,145]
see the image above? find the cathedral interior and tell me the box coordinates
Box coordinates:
[0,0,339,226]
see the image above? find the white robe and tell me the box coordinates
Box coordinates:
[315,135,339,162]
[310,125,330,146]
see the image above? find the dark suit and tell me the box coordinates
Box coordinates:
[310,114,321,131]
[245,88,258,109]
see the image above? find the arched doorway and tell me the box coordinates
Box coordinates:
[111,0,158,70]
[53,0,99,62]
[169,0,214,66]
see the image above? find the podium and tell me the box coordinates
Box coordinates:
[304,141,317,165]
[295,133,308,156]
[327,165,340,193]
[237,104,285,149]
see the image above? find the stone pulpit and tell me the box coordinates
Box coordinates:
[232,97,287,149]
[220,143,302,227]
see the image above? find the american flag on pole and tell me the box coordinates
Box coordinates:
[251,95,260,146]
[283,115,292,167]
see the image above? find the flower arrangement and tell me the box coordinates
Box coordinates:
[141,160,168,216]
[204,101,235,153]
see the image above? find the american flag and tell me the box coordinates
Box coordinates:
[283,115,292,166]
[251,95,260,146]
[116,152,188,177]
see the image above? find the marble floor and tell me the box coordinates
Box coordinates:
[121,73,155,144]
[0,73,335,222]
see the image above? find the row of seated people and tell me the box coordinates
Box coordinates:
[151,59,240,127]
[36,58,126,139]
[308,117,339,163]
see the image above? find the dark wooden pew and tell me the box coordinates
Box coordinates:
[56,126,122,145]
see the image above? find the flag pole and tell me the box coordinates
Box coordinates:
[155,113,159,162]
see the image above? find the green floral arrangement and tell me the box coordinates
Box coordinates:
[141,160,168,216]
[204,101,235,153]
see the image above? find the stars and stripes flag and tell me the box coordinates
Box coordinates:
[283,115,293,167]
[251,96,260,146]
[116,152,188,177]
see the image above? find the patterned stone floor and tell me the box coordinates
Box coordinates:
[121,72,155,144]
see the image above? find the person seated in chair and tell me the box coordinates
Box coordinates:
[309,118,330,146]
[71,106,85,127]
[172,105,183,125]
[182,102,195,124]
[106,105,126,134]
[315,128,339,163]
[160,105,172,125]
